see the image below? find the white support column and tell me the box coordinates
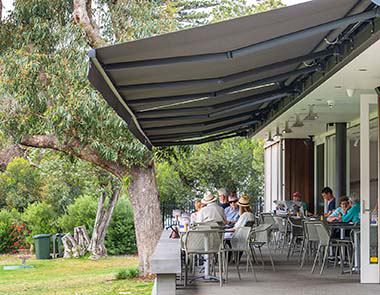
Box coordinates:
[360,94,379,284]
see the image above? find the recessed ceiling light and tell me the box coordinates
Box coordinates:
[358,68,367,72]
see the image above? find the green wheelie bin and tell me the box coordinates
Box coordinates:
[33,234,51,259]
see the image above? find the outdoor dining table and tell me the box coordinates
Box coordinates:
[328,222,360,273]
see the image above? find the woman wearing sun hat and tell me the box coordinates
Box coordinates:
[225,196,254,233]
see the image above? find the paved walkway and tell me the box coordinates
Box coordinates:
[177,250,380,295]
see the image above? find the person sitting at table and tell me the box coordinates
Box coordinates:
[322,187,336,217]
[292,192,307,212]
[327,196,351,222]
[218,188,230,209]
[224,195,240,227]
[225,196,254,233]
[190,200,202,224]
[197,192,226,223]
[340,194,360,223]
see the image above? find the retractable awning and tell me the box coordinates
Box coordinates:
[88,0,380,149]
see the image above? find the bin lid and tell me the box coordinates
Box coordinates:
[33,234,52,239]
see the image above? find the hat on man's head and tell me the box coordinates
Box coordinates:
[237,196,250,207]
[293,192,301,198]
[201,192,217,204]
[217,188,227,196]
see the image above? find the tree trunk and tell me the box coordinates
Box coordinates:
[128,163,163,275]
[88,187,121,259]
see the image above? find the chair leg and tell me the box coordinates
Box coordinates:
[300,241,308,268]
[334,245,339,269]
[320,246,329,275]
[235,252,241,280]
[267,245,276,272]
[249,244,258,282]
[257,246,265,268]
[225,251,229,283]
[218,252,223,287]
[311,244,321,274]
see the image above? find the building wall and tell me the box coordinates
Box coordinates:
[264,139,314,212]
[284,139,315,212]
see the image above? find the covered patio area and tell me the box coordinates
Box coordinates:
[176,252,379,295]
[87,0,380,294]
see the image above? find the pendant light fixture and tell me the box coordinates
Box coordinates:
[292,114,304,127]
[282,121,293,134]
[304,105,319,121]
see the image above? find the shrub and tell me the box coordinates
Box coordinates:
[0,209,27,253]
[105,196,137,255]
[115,267,139,280]
[23,202,57,244]
[58,195,98,235]
[58,194,137,255]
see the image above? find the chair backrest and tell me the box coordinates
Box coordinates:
[304,221,322,242]
[288,217,303,237]
[183,230,222,254]
[231,226,251,251]
[245,220,255,228]
[261,213,275,225]
[273,216,286,232]
[251,224,272,243]
[315,224,330,246]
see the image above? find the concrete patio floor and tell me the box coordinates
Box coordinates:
[177,250,380,295]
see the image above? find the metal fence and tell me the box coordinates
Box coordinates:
[160,200,263,228]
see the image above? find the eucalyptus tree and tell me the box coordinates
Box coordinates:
[0,0,176,274]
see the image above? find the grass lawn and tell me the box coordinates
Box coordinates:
[0,255,153,295]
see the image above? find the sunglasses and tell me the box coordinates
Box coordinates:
[229,200,238,203]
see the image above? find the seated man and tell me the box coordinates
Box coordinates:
[218,188,230,209]
[224,195,240,227]
[327,196,351,222]
[197,192,226,223]
[341,194,360,223]
[322,187,336,217]
[292,191,307,212]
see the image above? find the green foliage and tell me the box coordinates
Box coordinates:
[23,202,57,244]
[211,0,284,22]
[156,161,194,205]
[115,267,139,280]
[58,195,98,235]
[38,152,103,214]
[105,196,137,255]
[58,195,137,255]
[0,157,43,211]
[0,209,24,253]
[163,137,265,201]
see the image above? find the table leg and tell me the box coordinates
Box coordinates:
[204,235,210,279]
[353,231,359,273]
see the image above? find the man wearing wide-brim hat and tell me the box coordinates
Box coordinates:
[196,192,226,223]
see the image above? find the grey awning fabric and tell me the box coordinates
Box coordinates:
[88,0,377,149]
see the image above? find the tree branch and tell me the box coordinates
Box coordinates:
[73,0,106,48]
[20,135,127,179]
[0,0,3,23]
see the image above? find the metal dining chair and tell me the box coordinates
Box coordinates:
[300,221,322,268]
[224,226,257,282]
[286,217,304,261]
[312,223,352,275]
[183,229,225,286]
[250,224,276,271]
